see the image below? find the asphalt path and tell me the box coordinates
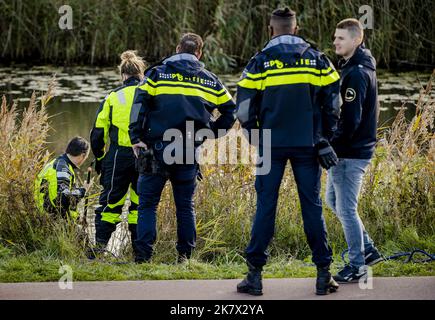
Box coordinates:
[1,277,434,300]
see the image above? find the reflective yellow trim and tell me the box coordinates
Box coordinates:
[238,77,263,90]
[147,78,226,96]
[151,86,230,105]
[218,90,233,105]
[101,212,122,224]
[95,98,111,147]
[138,82,156,95]
[108,192,128,209]
[238,69,339,89]
[129,187,138,204]
[128,210,138,224]
[321,70,340,86]
[140,78,232,105]
[243,66,334,79]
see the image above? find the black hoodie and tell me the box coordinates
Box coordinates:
[331,45,379,159]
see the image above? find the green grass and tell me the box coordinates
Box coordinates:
[0,243,434,283]
[0,58,433,284]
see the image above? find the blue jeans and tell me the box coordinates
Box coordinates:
[135,163,198,261]
[325,158,375,268]
[246,147,333,268]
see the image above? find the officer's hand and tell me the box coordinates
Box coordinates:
[316,141,338,170]
[132,141,148,158]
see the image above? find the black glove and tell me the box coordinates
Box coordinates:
[316,141,338,170]
[95,159,102,175]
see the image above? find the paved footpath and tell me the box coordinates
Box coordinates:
[1,277,434,300]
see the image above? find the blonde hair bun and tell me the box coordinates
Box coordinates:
[118,50,147,78]
[120,50,138,61]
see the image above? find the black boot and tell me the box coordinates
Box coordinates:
[237,262,263,296]
[316,265,339,295]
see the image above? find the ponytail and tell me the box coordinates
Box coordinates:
[118,50,147,79]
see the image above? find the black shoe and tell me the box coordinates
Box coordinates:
[237,262,263,296]
[316,266,339,295]
[333,264,367,283]
[365,247,384,266]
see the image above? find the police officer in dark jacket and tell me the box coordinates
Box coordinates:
[90,50,146,256]
[129,33,236,263]
[326,19,382,283]
[236,7,341,296]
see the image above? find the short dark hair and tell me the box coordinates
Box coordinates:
[336,18,364,41]
[178,33,204,55]
[270,7,297,31]
[66,136,89,156]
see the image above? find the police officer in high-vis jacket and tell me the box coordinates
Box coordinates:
[90,50,146,255]
[35,136,90,220]
[236,8,341,296]
[129,33,236,263]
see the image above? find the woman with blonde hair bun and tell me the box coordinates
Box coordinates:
[89,50,147,258]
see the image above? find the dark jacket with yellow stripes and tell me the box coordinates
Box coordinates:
[90,76,141,160]
[129,53,236,146]
[236,34,341,148]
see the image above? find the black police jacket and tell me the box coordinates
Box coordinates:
[129,53,236,146]
[331,45,379,159]
[236,34,341,148]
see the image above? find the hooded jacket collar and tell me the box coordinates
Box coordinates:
[263,34,306,50]
[262,34,311,61]
[162,53,205,75]
[123,76,141,86]
[338,45,376,71]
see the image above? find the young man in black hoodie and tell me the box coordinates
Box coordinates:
[326,19,383,283]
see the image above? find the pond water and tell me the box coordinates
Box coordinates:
[0,66,433,156]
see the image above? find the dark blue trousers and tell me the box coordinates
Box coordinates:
[246,147,333,268]
[135,164,197,261]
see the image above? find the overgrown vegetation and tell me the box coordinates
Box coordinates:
[0,72,434,282]
[1,0,434,72]
[0,79,85,259]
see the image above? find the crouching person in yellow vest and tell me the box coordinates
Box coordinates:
[35,136,90,220]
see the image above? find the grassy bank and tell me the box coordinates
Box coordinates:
[0,71,434,282]
[1,0,434,72]
[1,245,434,283]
